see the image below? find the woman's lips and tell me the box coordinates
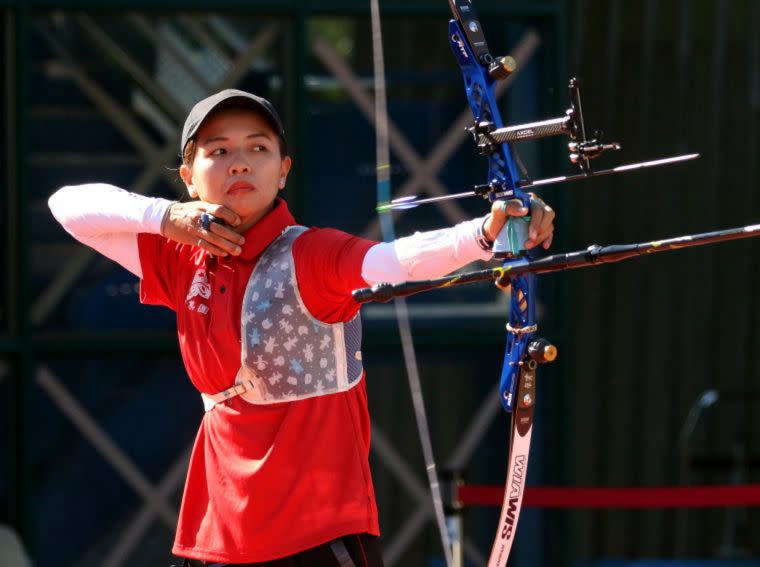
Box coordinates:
[227,181,256,195]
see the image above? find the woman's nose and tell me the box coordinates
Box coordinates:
[229,153,251,175]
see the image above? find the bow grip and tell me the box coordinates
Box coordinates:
[493,195,532,257]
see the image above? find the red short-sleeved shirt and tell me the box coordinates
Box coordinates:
[137,199,379,563]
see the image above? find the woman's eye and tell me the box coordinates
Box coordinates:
[252,145,266,152]
[211,148,226,156]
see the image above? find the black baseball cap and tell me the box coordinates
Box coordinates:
[180,89,287,156]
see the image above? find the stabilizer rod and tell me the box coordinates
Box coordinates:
[353,223,760,304]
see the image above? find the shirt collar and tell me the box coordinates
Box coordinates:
[237,198,296,261]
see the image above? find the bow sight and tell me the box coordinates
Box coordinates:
[470,78,621,174]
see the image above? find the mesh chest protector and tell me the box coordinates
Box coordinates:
[234,226,364,404]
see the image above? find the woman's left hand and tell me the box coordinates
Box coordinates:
[482,194,555,250]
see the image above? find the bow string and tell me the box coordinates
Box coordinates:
[369,2,455,566]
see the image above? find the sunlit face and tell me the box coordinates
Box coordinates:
[180,107,291,231]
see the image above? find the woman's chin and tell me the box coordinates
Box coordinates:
[230,200,277,229]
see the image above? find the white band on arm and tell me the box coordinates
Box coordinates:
[361,216,493,285]
[48,183,175,278]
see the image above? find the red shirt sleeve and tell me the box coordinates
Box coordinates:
[137,232,184,310]
[293,228,377,323]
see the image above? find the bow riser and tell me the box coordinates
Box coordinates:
[448,8,545,565]
[448,14,537,414]
[500,277,536,411]
[449,20,522,194]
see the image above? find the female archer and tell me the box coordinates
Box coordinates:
[49,89,554,566]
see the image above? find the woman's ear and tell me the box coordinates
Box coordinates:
[179,164,198,199]
[278,156,293,191]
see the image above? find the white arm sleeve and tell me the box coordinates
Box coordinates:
[361,216,493,285]
[48,183,174,278]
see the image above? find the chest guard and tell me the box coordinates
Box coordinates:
[234,226,364,404]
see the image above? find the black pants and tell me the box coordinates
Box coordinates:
[176,533,384,567]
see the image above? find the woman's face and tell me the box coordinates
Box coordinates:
[180,107,291,230]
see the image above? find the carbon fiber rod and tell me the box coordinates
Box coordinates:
[353,223,760,304]
[478,116,570,145]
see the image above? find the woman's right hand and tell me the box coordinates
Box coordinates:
[161,201,245,257]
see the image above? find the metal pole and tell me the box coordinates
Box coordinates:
[12,0,33,554]
[676,389,719,555]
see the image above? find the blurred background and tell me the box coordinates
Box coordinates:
[2,0,760,565]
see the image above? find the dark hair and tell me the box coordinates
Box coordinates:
[181,105,288,168]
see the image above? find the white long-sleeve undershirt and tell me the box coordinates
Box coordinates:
[48,184,493,284]
[48,184,173,277]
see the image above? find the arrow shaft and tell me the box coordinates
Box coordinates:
[378,153,700,211]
